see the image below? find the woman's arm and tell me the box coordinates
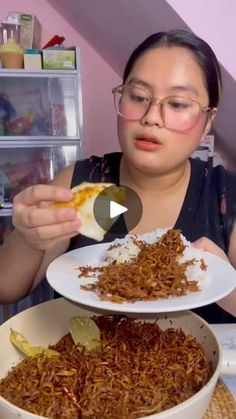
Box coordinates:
[227,224,236,267]
[0,164,81,304]
[192,232,236,317]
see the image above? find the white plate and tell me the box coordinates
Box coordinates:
[46,243,236,314]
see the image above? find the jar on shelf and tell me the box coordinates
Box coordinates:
[0,38,23,69]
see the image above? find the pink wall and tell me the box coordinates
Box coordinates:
[167,0,236,79]
[0,0,121,158]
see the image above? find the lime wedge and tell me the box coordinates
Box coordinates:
[10,328,59,358]
[69,316,101,351]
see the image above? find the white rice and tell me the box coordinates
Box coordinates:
[105,240,140,264]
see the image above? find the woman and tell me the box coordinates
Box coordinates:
[0,30,235,322]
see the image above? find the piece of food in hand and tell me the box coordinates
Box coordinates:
[53,182,125,241]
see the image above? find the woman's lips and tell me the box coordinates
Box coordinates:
[134,137,163,151]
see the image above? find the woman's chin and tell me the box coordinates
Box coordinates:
[127,151,165,174]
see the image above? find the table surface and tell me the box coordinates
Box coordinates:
[211,323,236,399]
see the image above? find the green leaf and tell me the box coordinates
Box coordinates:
[69,317,101,351]
[10,328,59,358]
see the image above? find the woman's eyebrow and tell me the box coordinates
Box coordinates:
[169,85,199,96]
[126,77,151,89]
[126,78,199,97]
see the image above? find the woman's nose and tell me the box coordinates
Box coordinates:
[141,102,164,127]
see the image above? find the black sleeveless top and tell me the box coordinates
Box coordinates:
[60,152,236,323]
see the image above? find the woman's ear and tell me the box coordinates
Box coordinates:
[210,107,217,122]
[203,107,217,137]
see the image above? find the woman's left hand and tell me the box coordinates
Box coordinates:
[191,236,229,262]
[192,237,236,316]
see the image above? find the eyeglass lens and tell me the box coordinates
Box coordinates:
[114,86,202,130]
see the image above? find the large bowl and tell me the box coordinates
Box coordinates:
[0,298,222,419]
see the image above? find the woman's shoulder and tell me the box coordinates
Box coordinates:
[50,152,122,190]
[71,152,122,186]
[210,163,236,201]
[77,152,122,169]
[213,163,236,183]
[190,158,236,191]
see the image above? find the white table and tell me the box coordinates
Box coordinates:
[211,324,236,399]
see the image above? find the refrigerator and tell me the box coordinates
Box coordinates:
[0,50,83,323]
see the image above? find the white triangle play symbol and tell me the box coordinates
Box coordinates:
[109,201,128,219]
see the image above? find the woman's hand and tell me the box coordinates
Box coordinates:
[12,184,81,250]
[192,237,236,317]
[191,236,229,262]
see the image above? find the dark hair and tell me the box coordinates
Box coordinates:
[123,30,222,107]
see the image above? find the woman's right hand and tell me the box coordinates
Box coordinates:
[12,184,81,250]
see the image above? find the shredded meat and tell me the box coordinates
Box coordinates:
[80,230,201,303]
[0,316,211,418]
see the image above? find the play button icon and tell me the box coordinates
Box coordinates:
[93,185,143,235]
[110,201,127,218]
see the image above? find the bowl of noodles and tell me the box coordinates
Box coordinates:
[0,297,223,419]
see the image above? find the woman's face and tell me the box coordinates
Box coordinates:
[117,46,214,174]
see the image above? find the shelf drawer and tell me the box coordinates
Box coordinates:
[0,144,79,211]
[0,75,81,138]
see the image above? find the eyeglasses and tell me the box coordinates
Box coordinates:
[112,84,212,131]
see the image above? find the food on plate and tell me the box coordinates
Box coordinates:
[0,315,211,418]
[105,238,141,263]
[79,229,208,303]
[53,181,125,241]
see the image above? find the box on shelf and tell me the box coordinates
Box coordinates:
[24,49,42,70]
[42,48,76,70]
[20,13,41,50]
